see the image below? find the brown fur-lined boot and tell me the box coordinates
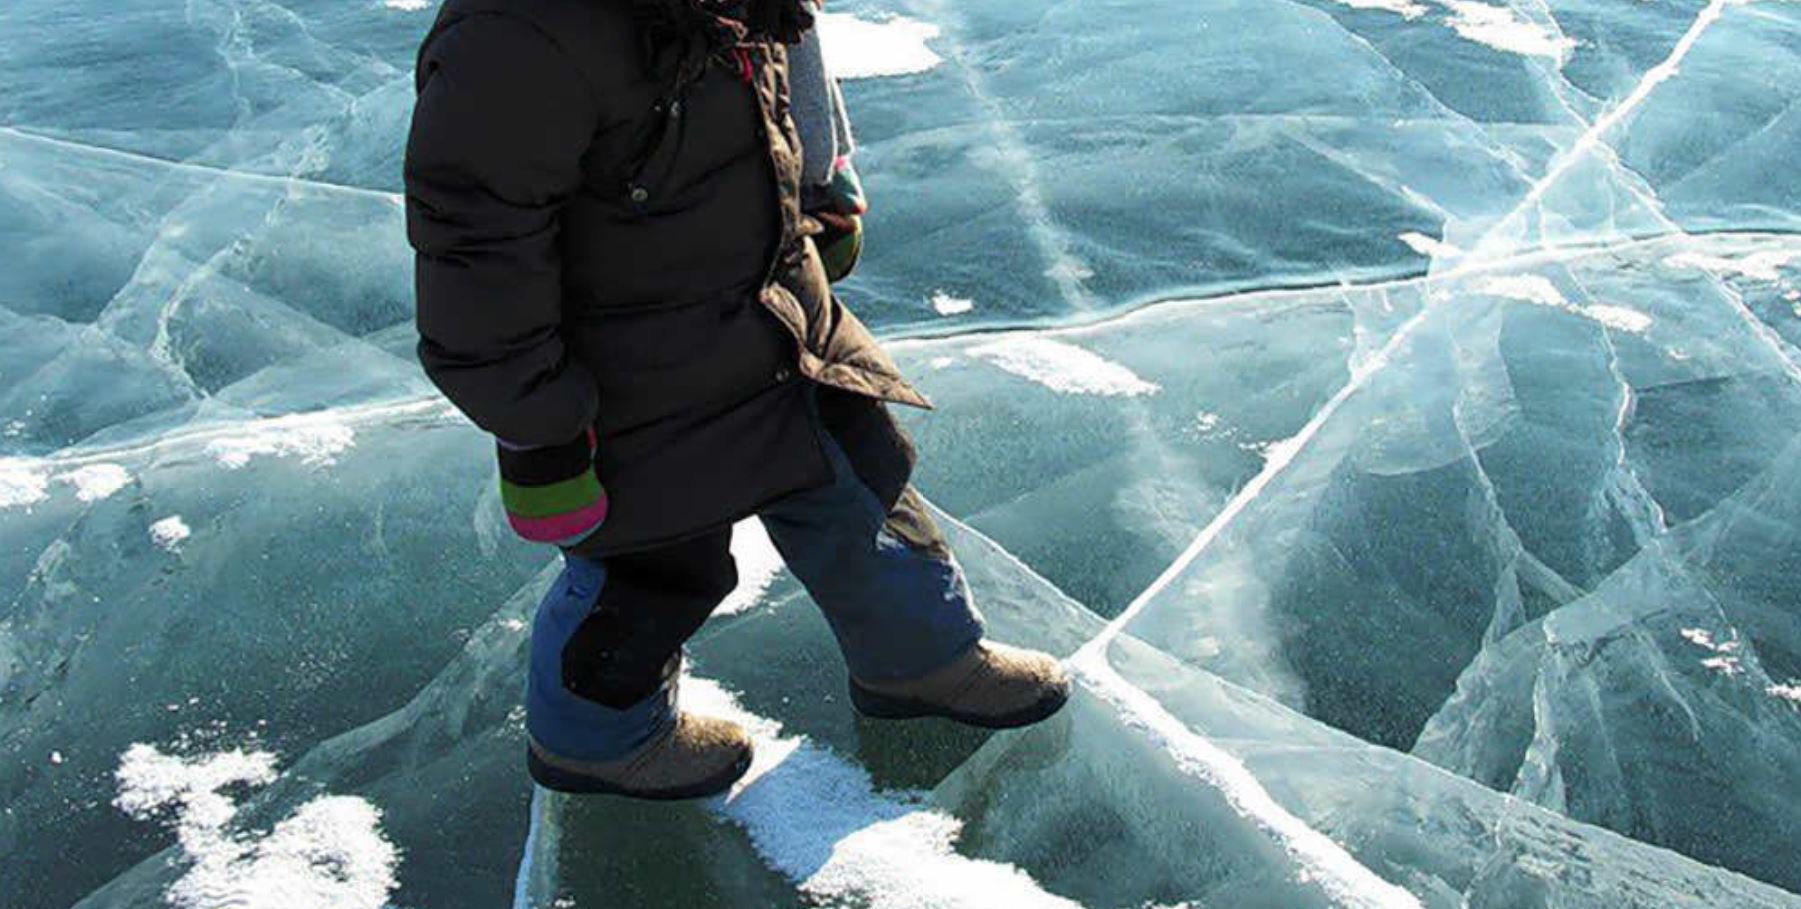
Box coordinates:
[528,713,754,800]
[849,642,1071,729]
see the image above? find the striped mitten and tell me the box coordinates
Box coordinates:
[814,210,864,284]
[497,430,608,546]
[813,156,869,283]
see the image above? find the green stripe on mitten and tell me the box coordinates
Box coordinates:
[497,430,608,546]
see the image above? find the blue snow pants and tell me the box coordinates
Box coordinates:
[525,429,986,764]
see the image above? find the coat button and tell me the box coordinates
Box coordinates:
[774,367,793,383]
[628,185,649,204]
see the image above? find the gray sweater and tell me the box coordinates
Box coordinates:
[789,9,856,208]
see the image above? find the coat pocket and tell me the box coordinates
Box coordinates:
[573,378,830,558]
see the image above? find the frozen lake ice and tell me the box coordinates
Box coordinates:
[3,0,1801,907]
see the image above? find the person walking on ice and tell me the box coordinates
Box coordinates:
[404,0,1071,800]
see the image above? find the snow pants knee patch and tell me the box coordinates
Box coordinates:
[559,531,736,710]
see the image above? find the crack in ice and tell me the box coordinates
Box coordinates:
[0,127,403,203]
[1073,660,1427,909]
[903,0,1100,312]
[1042,5,1776,899]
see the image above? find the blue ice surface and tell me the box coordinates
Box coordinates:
[2,0,1801,907]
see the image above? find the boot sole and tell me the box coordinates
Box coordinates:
[526,746,753,801]
[848,680,1071,730]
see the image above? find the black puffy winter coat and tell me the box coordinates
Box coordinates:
[404,0,930,555]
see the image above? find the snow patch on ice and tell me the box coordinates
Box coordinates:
[818,13,943,79]
[1666,248,1801,283]
[151,515,192,552]
[1435,1,1577,60]
[1680,627,1742,654]
[1398,231,1462,258]
[56,463,132,502]
[1240,435,1305,462]
[1681,627,1720,649]
[717,519,785,617]
[205,414,355,469]
[1324,0,1574,58]
[1769,682,1801,706]
[382,0,432,9]
[1477,274,1567,308]
[0,460,50,510]
[1327,0,1429,18]
[116,744,279,831]
[1582,304,1654,334]
[115,744,398,909]
[1475,276,1652,333]
[968,337,1160,397]
[679,677,1079,909]
[1681,627,1746,677]
[1701,655,1746,677]
[931,291,976,316]
[177,797,398,909]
